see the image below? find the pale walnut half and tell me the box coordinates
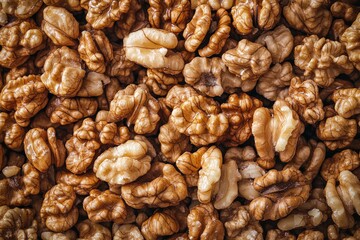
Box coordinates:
[0,75,48,127]
[294,35,354,87]
[332,88,360,118]
[340,13,360,71]
[283,0,332,36]
[121,162,187,209]
[316,115,357,150]
[0,112,25,150]
[83,189,127,224]
[113,224,144,240]
[56,170,100,195]
[41,46,86,97]
[124,28,184,74]
[249,167,311,221]
[76,219,111,240]
[77,72,111,97]
[40,183,78,232]
[42,6,79,46]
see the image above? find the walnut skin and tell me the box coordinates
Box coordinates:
[140,69,183,96]
[113,224,144,240]
[0,0,42,20]
[332,88,360,118]
[341,13,360,71]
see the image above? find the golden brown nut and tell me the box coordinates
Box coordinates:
[121,162,187,208]
[294,35,354,87]
[43,0,82,11]
[41,46,85,97]
[340,13,360,71]
[164,85,198,109]
[4,59,36,84]
[95,121,130,145]
[56,170,100,195]
[256,25,294,63]
[0,112,25,151]
[316,115,357,150]
[107,84,160,134]
[183,57,227,97]
[331,1,360,23]
[140,69,183,96]
[76,219,111,240]
[24,127,65,173]
[93,139,152,185]
[42,6,79,46]
[83,189,127,224]
[41,230,77,239]
[40,183,78,232]
[249,167,311,221]
[114,0,143,39]
[297,230,324,240]
[191,0,234,9]
[231,0,280,35]
[285,77,324,124]
[0,206,37,239]
[222,39,272,84]
[113,224,144,240]
[177,146,222,203]
[330,19,348,41]
[332,88,360,118]
[46,97,98,125]
[252,100,304,168]
[283,0,332,36]
[106,44,139,78]
[187,203,224,240]
[86,0,131,29]
[220,202,263,239]
[169,95,228,146]
[321,149,360,181]
[0,0,42,19]
[257,62,294,101]
[221,93,262,146]
[77,72,110,97]
[124,28,184,74]
[0,75,48,127]
[266,229,295,240]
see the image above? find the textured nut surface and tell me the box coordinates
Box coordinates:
[0,0,42,19]
[113,224,144,240]
[56,170,100,195]
[0,112,25,150]
[140,69,183,96]
[341,13,360,71]
[332,88,360,118]
[76,219,111,240]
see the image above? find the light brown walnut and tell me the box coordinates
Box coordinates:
[164,85,198,109]
[331,1,360,23]
[256,25,294,63]
[0,0,42,19]
[77,72,110,97]
[56,170,100,195]
[0,112,25,151]
[107,84,160,134]
[340,13,360,71]
[249,167,311,221]
[332,88,360,118]
[113,224,144,240]
[41,230,77,240]
[283,0,332,36]
[83,189,127,224]
[4,59,36,84]
[169,95,228,146]
[106,45,139,78]
[121,162,187,209]
[187,203,224,240]
[76,219,111,240]
[330,19,348,41]
[140,69,183,96]
[190,0,234,9]
[297,230,324,240]
[0,75,48,127]
[266,229,295,240]
[43,0,82,11]
[316,115,357,150]
[294,35,354,87]
[42,6,79,46]
[319,79,354,101]
[95,121,131,145]
[231,0,280,35]
[114,0,142,39]
[41,46,86,97]
[124,28,184,74]
[40,183,78,232]
[252,100,304,169]
[221,93,262,146]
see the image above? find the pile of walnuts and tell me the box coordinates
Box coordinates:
[0,0,360,239]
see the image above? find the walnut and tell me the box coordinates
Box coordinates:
[41,230,77,240]
[332,88,360,118]
[107,84,160,134]
[220,202,263,239]
[297,230,324,240]
[249,167,311,221]
[187,203,224,239]
[222,39,272,85]
[331,1,360,23]
[252,100,304,168]
[24,127,65,173]
[340,13,360,71]
[56,170,100,195]
[86,0,131,29]
[0,206,37,239]
[169,95,228,146]
[0,0,42,19]
[330,19,348,41]
[256,25,294,63]
[148,0,191,34]
[4,59,37,83]
[43,0,82,11]
[113,224,144,240]
[164,85,198,109]
[0,112,25,150]
[76,219,111,240]
[0,177,31,206]
[83,189,127,224]
[221,93,262,146]
[266,229,295,240]
[78,30,113,74]
[324,170,360,229]
[42,6,79,46]
[294,35,354,87]
[124,28,184,74]
[316,115,357,150]
[40,183,78,232]
[256,62,294,101]
[46,97,98,125]
[95,121,131,145]
[77,72,110,97]
[321,149,360,181]
[41,46,86,97]
[319,79,354,101]
[0,75,48,127]
[106,45,139,78]
[177,146,222,203]
[121,162,187,208]
[183,57,227,97]
[190,0,234,10]
[283,0,332,36]
[140,69,183,96]
[285,77,325,124]
[114,0,142,39]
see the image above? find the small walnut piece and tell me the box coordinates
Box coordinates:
[0,112,25,150]
[140,69,182,96]
[76,219,111,240]
[332,88,360,118]
[297,230,324,240]
[56,170,100,195]
[113,224,144,240]
[340,13,360,71]
[124,28,184,74]
[331,1,360,23]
